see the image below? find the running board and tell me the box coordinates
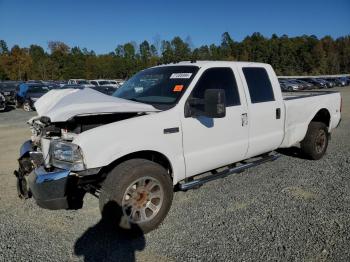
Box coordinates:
[179,153,281,191]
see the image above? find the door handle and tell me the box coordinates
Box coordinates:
[241,113,248,126]
[276,108,281,119]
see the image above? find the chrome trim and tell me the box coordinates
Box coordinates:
[35,166,70,184]
[19,140,33,159]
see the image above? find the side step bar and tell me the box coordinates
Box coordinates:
[179,153,281,191]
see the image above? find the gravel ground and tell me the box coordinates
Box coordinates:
[0,88,349,261]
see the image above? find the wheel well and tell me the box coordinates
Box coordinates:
[311,109,330,127]
[100,151,173,181]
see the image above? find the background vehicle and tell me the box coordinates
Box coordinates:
[288,79,308,90]
[60,84,85,89]
[0,81,20,105]
[278,79,301,91]
[68,79,94,87]
[90,85,117,95]
[114,79,125,86]
[324,78,338,87]
[303,78,327,89]
[16,83,50,111]
[317,78,334,88]
[16,61,341,236]
[0,93,5,111]
[335,77,347,86]
[90,79,120,88]
[346,77,350,85]
[293,79,314,90]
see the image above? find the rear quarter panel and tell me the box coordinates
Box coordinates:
[280,92,341,148]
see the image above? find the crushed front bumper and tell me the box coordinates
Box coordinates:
[15,140,86,210]
[28,167,72,210]
[15,140,72,209]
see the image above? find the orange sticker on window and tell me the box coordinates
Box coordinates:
[173,85,184,92]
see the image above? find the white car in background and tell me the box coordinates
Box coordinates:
[89,79,120,88]
[68,79,94,88]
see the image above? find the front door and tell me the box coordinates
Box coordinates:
[181,67,249,178]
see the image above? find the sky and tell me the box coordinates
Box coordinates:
[0,0,349,54]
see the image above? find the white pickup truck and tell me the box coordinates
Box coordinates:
[15,61,341,235]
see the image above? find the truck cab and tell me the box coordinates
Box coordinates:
[16,61,341,235]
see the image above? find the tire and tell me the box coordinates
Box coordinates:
[23,101,32,112]
[300,122,328,160]
[99,159,173,236]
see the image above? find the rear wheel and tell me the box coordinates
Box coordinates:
[99,159,173,236]
[300,122,328,160]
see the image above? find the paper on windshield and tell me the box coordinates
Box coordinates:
[170,73,192,79]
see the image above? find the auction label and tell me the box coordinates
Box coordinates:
[170,73,192,79]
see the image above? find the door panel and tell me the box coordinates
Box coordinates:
[181,67,249,178]
[239,66,284,158]
[182,107,249,177]
[246,102,284,157]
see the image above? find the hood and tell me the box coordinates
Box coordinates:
[34,88,159,122]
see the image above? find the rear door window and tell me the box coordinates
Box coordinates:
[243,67,275,103]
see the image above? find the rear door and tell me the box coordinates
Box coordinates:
[239,66,284,158]
[181,66,249,177]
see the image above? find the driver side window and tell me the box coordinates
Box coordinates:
[191,67,240,107]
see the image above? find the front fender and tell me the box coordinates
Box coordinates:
[73,109,186,184]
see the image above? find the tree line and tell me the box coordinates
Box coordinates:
[0,32,349,81]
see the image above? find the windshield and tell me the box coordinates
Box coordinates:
[76,80,89,84]
[113,66,199,107]
[28,85,50,93]
[99,81,110,85]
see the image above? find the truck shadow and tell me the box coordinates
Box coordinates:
[277,147,307,159]
[74,201,145,262]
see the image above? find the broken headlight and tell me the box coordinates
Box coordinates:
[51,141,85,171]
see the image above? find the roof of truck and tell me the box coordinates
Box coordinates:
[153,60,269,68]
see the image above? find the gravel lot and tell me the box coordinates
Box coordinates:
[0,88,349,261]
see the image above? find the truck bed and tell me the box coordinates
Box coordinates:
[282,90,338,100]
[280,90,341,148]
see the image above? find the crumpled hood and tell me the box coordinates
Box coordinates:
[34,88,159,122]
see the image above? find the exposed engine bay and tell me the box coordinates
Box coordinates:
[29,112,143,145]
[15,112,146,201]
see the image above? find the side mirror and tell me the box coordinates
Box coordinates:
[204,89,226,118]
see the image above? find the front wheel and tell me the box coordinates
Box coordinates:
[99,159,173,236]
[23,101,32,112]
[300,122,329,160]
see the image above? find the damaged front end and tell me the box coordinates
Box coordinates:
[14,112,142,210]
[14,136,86,210]
[14,140,43,199]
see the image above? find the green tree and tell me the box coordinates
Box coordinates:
[48,41,70,79]
[221,32,236,60]
[0,40,9,54]
[139,40,151,63]
[123,43,136,59]
[29,44,49,79]
[161,40,174,63]
[3,45,32,80]
[171,36,191,61]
